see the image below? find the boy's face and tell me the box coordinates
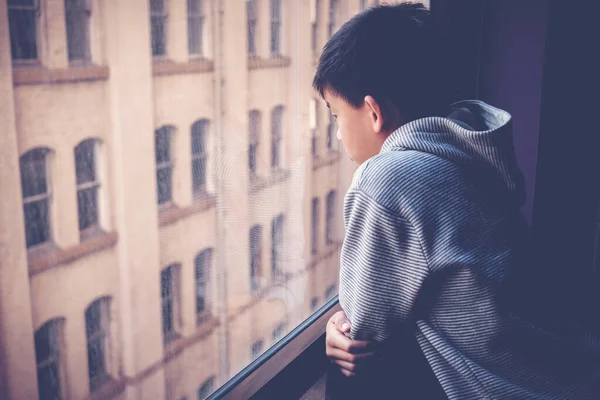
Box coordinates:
[324,88,389,165]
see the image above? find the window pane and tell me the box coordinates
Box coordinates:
[77,187,98,231]
[155,129,171,164]
[75,140,96,185]
[8,9,37,60]
[157,167,172,204]
[87,337,107,391]
[198,376,215,400]
[20,150,48,198]
[23,199,50,248]
[38,363,61,400]
[65,7,90,61]
[187,0,201,14]
[150,0,164,13]
[188,16,203,55]
[151,16,166,56]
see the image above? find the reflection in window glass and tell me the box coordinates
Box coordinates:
[325,284,337,301]
[251,340,264,361]
[328,0,338,38]
[198,376,216,400]
[1,1,363,398]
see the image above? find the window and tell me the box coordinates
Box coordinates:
[65,0,92,62]
[272,323,286,343]
[328,0,338,38]
[195,248,212,324]
[85,297,111,392]
[326,190,337,245]
[249,110,261,179]
[150,0,168,56]
[250,225,263,292]
[271,106,284,169]
[35,320,64,400]
[20,148,51,248]
[251,340,264,361]
[325,284,336,300]
[311,0,320,53]
[8,0,39,61]
[310,297,319,312]
[161,265,180,342]
[327,110,337,151]
[191,120,209,197]
[247,0,257,55]
[309,99,319,160]
[187,0,205,56]
[270,0,282,55]
[271,214,284,280]
[311,198,320,255]
[198,376,216,400]
[155,126,173,205]
[75,139,100,234]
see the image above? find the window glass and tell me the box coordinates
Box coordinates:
[0,1,425,399]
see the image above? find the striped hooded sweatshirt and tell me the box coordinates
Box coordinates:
[339,100,600,399]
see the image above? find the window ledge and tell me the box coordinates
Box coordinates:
[86,376,125,400]
[249,169,291,194]
[312,151,341,170]
[248,56,291,70]
[28,231,118,277]
[163,316,219,363]
[152,59,214,77]
[13,64,109,86]
[158,193,217,227]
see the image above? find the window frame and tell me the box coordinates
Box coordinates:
[64,0,92,63]
[75,139,102,237]
[35,319,66,400]
[161,264,181,344]
[247,0,258,56]
[249,110,261,179]
[7,0,40,62]
[270,106,284,170]
[191,120,209,198]
[150,0,169,57]
[85,297,112,393]
[194,248,213,325]
[187,0,205,56]
[20,147,53,250]
[249,224,263,293]
[270,0,282,56]
[155,126,174,206]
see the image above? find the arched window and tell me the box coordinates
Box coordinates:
[155,126,174,205]
[85,296,112,392]
[74,139,101,235]
[191,120,209,197]
[35,318,66,400]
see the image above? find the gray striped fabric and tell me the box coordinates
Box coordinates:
[339,101,600,399]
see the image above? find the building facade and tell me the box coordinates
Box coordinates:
[0,0,422,399]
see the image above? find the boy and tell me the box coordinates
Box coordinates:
[315,3,600,399]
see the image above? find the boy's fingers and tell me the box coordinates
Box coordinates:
[327,348,377,363]
[331,311,351,332]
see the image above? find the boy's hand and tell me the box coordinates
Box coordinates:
[325,310,377,377]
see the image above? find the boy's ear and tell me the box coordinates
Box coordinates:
[364,95,384,133]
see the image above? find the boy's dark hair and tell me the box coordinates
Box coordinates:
[313,3,450,120]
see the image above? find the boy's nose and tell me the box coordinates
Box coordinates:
[336,128,341,141]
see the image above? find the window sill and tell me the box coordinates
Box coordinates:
[13,64,109,86]
[86,376,125,400]
[215,299,342,399]
[28,231,119,277]
[249,169,291,194]
[152,58,214,77]
[158,193,217,227]
[312,151,341,171]
[163,316,219,363]
[248,56,291,70]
